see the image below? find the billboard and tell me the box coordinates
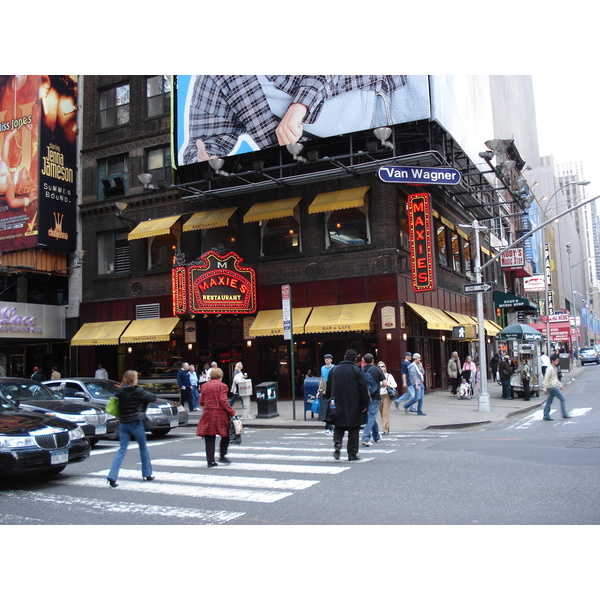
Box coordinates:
[174,75,431,166]
[0,75,77,252]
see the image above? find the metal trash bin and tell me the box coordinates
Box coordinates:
[255,381,279,418]
[559,353,571,372]
[303,376,321,420]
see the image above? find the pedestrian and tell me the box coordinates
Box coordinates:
[542,354,571,420]
[232,365,254,419]
[229,361,243,407]
[404,353,426,415]
[188,364,199,411]
[447,351,461,395]
[395,352,414,409]
[95,363,108,379]
[377,361,397,435]
[30,367,44,382]
[540,352,551,376]
[50,366,61,380]
[461,355,477,383]
[490,352,500,383]
[206,361,218,379]
[520,358,531,401]
[317,353,336,435]
[106,370,155,487]
[498,355,513,399]
[361,353,386,446]
[196,367,237,467]
[177,362,193,410]
[324,348,369,461]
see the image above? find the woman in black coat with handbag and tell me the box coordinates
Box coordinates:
[324,348,370,461]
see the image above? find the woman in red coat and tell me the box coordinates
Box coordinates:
[196,368,236,467]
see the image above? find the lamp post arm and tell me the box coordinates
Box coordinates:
[481,194,600,271]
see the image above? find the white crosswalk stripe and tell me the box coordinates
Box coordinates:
[153,458,357,474]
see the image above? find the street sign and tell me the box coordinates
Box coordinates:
[464,282,492,294]
[378,165,461,185]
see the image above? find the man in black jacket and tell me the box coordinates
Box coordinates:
[325,348,369,461]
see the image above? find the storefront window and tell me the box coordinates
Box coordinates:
[463,239,472,274]
[451,231,461,272]
[326,207,369,249]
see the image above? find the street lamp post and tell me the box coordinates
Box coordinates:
[566,242,577,360]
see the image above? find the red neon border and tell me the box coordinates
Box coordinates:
[408,193,435,292]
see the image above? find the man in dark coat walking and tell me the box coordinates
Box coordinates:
[324,348,369,461]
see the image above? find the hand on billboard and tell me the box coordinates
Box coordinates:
[276,103,308,145]
[195,139,218,163]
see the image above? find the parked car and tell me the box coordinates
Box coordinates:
[43,378,189,436]
[578,347,599,365]
[0,391,90,477]
[0,378,118,447]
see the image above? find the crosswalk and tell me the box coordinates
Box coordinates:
[507,407,592,430]
[0,431,401,525]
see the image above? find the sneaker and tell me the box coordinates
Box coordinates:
[361,441,372,447]
[374,438,381,443]
[323,429,333,435]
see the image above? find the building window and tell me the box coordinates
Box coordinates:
[146,76,171,118]
[437,221,448,266]
[99,83,130,129]
[201,227,238,255]
[146,146,172,186]
[98,155,128,200]
[451,231,462,272]
[398,201,410,250]
[463,239,472,275]
[326,207,369,249]
[148,232,180,271]
[98,230,130,275]
[261,216,301,256]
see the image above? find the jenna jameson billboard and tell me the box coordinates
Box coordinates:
[0,75,77,252]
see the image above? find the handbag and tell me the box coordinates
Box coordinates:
[232,416,244,435]
[105,396,120,417]
[386,386,399,400]
[311,396,321,414]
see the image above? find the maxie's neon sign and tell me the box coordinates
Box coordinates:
[408,192,435,292]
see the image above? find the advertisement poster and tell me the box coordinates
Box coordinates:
[175,75,431,166]
[0,75,77,252]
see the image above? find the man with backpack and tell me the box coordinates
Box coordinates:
[361,353,386,447]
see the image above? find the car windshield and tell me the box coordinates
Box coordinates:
[84,380,122,398]
[0,381,56,403]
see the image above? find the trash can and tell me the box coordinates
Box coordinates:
[559,353,571,372]
[255,381,279,418]
[303,376,321,420]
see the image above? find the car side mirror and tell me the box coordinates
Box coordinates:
[74,392,87,399]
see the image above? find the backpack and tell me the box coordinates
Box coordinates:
[363,365,379,397]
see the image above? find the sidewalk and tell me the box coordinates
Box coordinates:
[183,365,584,431]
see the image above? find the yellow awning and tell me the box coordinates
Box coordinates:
[308,186,370,214]
[304,302,376,334]
[444,310,478,327]
[405,302,457,331]
[128,215,181,241]
[183,206,237,232]
[71,320,131,346]
[120,317,179,344]
[243,197,302,223]
[249,307,313,337]
[485,319,502,335]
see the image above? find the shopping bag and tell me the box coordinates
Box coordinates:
[311,396,321,414]
[105,396,120,417]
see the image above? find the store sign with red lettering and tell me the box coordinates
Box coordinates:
[408,193,435,292]
[172,251,256,315]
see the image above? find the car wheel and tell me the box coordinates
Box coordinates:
[151,429,171,437]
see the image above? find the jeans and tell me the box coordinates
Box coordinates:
[108,420,152,482]
[501,379,512,399]
[191,386,200,410]
[404,384,424,413]
[396,385,415,405]
[362,399,380,443]
[229,393,239,407]
[544,387,569,418]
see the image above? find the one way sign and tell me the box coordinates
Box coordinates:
[464,282,493,294]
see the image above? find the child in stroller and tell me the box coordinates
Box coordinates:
[458,370,474,399]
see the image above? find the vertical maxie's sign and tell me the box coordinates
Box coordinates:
[408,193,435,292]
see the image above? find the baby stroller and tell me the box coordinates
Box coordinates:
[457,370,474,399]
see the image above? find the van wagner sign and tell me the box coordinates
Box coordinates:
[407,193,435,292]
[172,251,257,315]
